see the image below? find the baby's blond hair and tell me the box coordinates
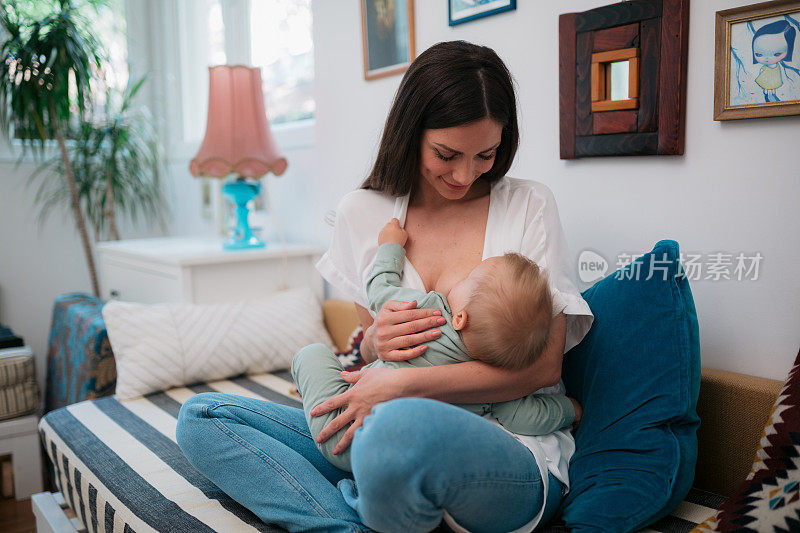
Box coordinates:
[460,253,553,370]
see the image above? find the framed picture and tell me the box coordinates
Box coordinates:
[448,0,516,26]
[360,0,416,81]
[559,0,690,158]
[714,0,800,120]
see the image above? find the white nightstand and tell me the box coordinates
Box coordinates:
[97,237,324,304]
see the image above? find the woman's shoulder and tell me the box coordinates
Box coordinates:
[335,188,396,220]
[336,187,390,209]
[495,176,557,210]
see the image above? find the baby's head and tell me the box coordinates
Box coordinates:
[448,253,553,370]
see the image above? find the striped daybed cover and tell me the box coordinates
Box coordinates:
[39,369,724,533]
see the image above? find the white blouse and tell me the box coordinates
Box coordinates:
[317,176,593,352]
[315,176,594,531]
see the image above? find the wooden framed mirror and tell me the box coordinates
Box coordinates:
[559,0,690,158]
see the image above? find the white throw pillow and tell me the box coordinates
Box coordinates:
[103,287,334,400]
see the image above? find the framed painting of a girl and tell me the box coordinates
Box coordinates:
[715,0,800,120]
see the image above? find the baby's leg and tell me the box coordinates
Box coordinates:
[290,343,354,472]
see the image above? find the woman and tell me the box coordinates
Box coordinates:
[177,40,593,533]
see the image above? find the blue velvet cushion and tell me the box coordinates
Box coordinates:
[560,240,701,532]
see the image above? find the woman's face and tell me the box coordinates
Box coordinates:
[419,117,503,200]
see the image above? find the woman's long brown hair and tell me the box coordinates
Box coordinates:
[360,40,519,197]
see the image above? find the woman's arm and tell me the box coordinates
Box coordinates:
[312,313,567,452]
[355,302,445,364]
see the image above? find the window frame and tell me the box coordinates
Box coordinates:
[137,0,315,163]
[0,0,130,163]
[0,0,315,164]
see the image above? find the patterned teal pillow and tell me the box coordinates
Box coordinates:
[560,240,701,531]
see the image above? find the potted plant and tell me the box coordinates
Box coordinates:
[32,76,166,243]
[1,0,106,296]
[0,0,165,295]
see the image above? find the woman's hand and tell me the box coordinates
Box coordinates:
[569,397,583,430]
[310,366,409,454]
[361,300,446,363]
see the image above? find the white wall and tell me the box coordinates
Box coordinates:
[1,162,86,395]
[309,0,800,380]
[0,156,167,398]
[1,0,798,400]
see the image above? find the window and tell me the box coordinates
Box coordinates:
[249,0,314,125]
[6,0,128,140]
[174,0,314,153]
[93,0,129,107]
[11,0,128,98]
[178,0,227,145]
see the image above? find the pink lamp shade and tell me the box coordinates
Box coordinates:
[190,65,288,179]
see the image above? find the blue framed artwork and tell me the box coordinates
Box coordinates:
[448,0,516,26]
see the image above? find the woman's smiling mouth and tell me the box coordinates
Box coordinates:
[441,177,469,190]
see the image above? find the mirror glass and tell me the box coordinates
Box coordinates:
[608,60,630,101]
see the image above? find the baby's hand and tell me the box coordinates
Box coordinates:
[379,218,408,246]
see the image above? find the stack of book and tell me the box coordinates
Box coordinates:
[0,325,40,421]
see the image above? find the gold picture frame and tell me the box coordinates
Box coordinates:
[714,0,800,120]
[361,0,416,81]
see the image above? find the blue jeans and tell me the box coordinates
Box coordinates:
[176,394,564,533]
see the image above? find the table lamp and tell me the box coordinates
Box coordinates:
[190,65,288,249]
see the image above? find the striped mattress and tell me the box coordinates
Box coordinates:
[39,369,724,533]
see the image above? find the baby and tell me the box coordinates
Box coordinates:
[292,218,580,472]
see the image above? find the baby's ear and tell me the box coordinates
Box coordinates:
[452,310,468,331]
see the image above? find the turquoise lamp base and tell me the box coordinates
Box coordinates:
[224,235,266,250]
[222,178,266,250]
